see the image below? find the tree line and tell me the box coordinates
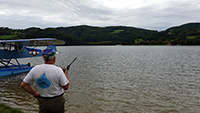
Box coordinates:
[1,23,200,45]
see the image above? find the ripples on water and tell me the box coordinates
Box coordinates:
[1,46,200,113]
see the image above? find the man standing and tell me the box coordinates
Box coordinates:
[20,48,69,113]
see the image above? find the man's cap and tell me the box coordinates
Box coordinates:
[42,48,56,58]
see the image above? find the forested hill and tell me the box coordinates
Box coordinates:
[56,25,157,45]
[1,22,200,45]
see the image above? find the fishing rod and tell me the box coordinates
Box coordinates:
[63,57,77,72]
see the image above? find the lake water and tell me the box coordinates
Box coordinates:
[1,46,200,113]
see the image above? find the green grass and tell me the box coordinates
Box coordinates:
[0,103,24,113]
[0,35,17,39]
[186,36,197,39]
[110,30,124,34]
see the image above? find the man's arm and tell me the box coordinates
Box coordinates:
[61,67,70,90]
[61,83,69,90]
[20,81,40,100]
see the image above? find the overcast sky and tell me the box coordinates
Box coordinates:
[0,0,199,30]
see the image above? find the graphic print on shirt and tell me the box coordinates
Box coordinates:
[36,73,51,89]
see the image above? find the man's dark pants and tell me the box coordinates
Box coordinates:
[38,95,65,113]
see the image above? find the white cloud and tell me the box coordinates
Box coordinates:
[0,0,199,30]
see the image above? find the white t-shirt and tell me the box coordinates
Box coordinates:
[23,64,69,97]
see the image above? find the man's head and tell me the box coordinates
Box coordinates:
[42,48,56,62]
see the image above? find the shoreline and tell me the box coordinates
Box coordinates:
[0,103,24,113]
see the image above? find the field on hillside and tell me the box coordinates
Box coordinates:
[0,35,17,39]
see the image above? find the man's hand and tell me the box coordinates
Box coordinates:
[33,92,40,100]
[63,67,68,74]
[61,67,69,90]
